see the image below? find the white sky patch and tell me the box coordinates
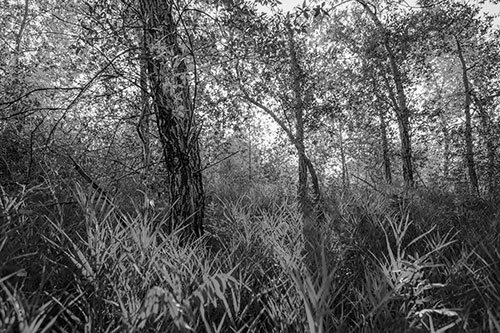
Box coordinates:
[277,0,304,12]
[256,0,303,14]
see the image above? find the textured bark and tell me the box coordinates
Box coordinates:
[440,116,451,181]
[138,32,151,177]
[472,92,495,195]
[337,120,350,188]
[370,72,392,183]
[297,151,309,209]
[285,21,324,268]
[398,116,413,187]
[455,36,479,195]
[379,108,392,183]
[140,0,204,239]
[358,0,414,187]
[304,155,321,204]
[287,22,308,211]
[286,23,322,212]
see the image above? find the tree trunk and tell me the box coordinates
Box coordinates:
[248,119,253,183]
[379,108,392,184]
[455,36,479,195]
[370,72,392,183]
[137,28,155,214]
[358,0,414,187]
[286,21,322,214]
[239,20,322,227]
[338,119,350,188]
[304,155,321,204]
[297,147,310,208]
[440,115,451,181]
[285,20,324,266]
[397,115,413,187]
[140,0,204,239]
[287,22,308,211]
[138,30,151,178]
[472,92,495,196]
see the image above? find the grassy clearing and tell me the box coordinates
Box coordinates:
[1,183,499,332]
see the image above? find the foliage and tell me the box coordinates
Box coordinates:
[1,182,499,331]
[1,0,500,332]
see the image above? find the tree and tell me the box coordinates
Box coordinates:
[455,35,479,195]
[413,0,500,194]
[355,0,415,187]
[238,16,322,215]
[139,0,204,238]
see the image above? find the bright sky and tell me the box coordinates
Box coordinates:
[277,0,302,12]
[272,0,500,25]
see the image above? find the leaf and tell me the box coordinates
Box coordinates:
[136,286,191,331]
[415,308,460,318]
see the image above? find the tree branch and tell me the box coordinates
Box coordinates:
[237,90,296,144]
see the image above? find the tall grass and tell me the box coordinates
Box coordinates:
[1,183,499,332]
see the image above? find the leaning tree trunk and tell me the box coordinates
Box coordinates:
[239,19,322,233]
[455,36,479,196]
[140,0,204,239]
[288,22,308,213]
[358,0,414,187]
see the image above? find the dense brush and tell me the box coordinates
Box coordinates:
[1,183,499,332]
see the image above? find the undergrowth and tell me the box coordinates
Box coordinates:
[1,182,499,332]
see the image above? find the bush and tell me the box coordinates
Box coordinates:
[1,182,499,332]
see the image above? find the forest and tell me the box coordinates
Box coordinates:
[1,0,500,331]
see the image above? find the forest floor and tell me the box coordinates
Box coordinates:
[1,182,499,332]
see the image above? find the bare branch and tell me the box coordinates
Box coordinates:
[0,87,82,108]
[238,91,297,145]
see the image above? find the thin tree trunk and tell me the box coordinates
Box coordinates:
[379,108,392,183]
[440,116,451,181]
[472,92,495,196]
[140,0,204,239]
[358,1,414,187]
[338,119,349,188]
[138,32,151,177]
[137,33,153,212]
[248,120,252,183]
[370,72,392,183]
[398,116,413,187]
[455,36,479,195]
[304,155,321,204]
[286,22,309,213]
